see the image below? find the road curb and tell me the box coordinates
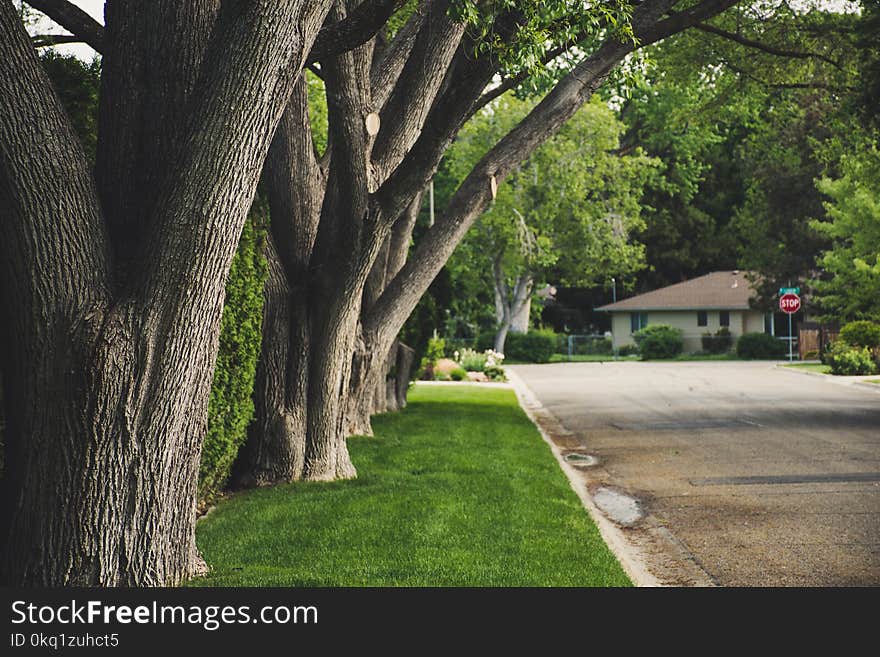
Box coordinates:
[505,368,663,588]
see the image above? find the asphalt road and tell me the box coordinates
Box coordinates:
[509,361,880,586]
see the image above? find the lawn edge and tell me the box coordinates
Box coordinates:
[504,368,662,588]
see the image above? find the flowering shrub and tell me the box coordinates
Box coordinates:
[458,348,488,371]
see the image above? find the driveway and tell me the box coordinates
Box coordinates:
[509,361,880,586]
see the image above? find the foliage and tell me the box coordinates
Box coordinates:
[810,147,880,322]
[199,209,267,504]
[618,5,863,300]
[735,332,785,360]
[418,336,447,379]
[838,320,880,349]
[442,93,655,347]
[39,52,101,162]
[504,329,556,363]
[483,365,507,382]
[826,342,878,376]
[617,343,640,357]
[457,348,488,372]
[632,325,683,360]
[449,367,468,381]
[701,327,733,354]
[193,386,630,586]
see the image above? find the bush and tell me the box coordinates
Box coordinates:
[736,332,786,359]
[450,368,468,381]
[458,348,488,372]
[483,365,507,382]
[633,325,683,360]
[839,320,880,349]
[618,343,639,357]
[701,327,733,354]
[200,212,267,505]
[504,329,557,363]
[826,341,878,375]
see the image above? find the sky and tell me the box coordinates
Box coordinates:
[27,0,103,61]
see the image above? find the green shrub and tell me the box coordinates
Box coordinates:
[618,344,639,357]
[633,325,683,359]
[200,212,267,505]
[826,341,878,375]
[458,348,488,372]
[504,329,556,363]
[483,365,507,382]
[419,336,446,379]
[450,368,468,381]
[736,332,786,359]
[839,321,880,349]
[701,327,733,354]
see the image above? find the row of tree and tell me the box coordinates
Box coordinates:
[1,0,857,586]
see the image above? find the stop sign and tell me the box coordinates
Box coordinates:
[779,293,801,314]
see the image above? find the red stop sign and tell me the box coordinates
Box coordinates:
[779,293,801,314]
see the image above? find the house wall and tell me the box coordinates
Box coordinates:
[611,309,767,353]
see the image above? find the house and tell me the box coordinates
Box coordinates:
[596,271,774,353]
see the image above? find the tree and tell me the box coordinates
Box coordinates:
[445,94,655,352]
[810,145,880,322]
[229,0,746,489]
[0,0,337,586]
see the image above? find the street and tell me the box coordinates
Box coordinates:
[510,361,880,586]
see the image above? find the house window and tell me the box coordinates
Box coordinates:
[630,312,648,333]
[764,312,774,335]
[720,311,730,327]
[697,311,708,327]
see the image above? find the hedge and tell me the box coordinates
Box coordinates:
[736,332,786,359]
[199,211,267,505]
[504,329,557,363]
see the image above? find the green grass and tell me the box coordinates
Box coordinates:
[863,379,880,385]
[783,363,832,374]
[191,386,630,587]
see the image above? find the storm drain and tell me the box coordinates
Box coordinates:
[592,488,643,526]
[564,453,597,467]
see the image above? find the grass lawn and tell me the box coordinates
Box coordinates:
[784,363,832,374]
[191,385,630,587]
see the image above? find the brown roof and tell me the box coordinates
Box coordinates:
[597,271,756,312]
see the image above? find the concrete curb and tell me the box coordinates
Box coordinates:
[776,364,880,393]
[505,368,663,588]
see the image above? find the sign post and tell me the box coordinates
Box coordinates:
[778,287,801,362]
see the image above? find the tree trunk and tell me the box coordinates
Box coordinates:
[0,0,330,586]
[511,296,531,333]
[231,236,306,487]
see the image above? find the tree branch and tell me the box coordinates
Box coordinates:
[31,33,85,47]
[24,0,104,53]
[370,1,427,108]
[364,0,744,347]
[694,21,843,70]
[307,0,402,64]
[370,0,466,185]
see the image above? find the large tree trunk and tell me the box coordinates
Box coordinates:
[0,0,329,586]
[231,236,306,486]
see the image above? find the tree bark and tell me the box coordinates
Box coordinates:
[0,0,330,586]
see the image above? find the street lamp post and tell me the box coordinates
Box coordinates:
[611,277,616,303]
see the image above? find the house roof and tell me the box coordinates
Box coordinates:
[597,271,757,312]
